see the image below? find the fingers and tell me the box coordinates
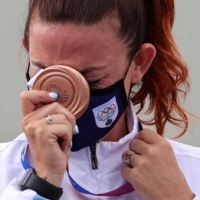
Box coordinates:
[129,138,150,155]
[24,119,73,151]
[122,150,135,167]
[121,167,134,184]
[22,101,76,135]
[48,124,73,151]
[21,90,77,151]
[122,129,157,168]
[21,90,58,117]
[134,129,162,144]
[43,114,70,125]
[122,150,141,168]
[121,163,144,187]
[121,151,141,185]
[21,90,75,182]
[39,113,76,135]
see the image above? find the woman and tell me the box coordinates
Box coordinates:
[0,0,200,199]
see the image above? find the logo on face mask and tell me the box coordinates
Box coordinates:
[92,97,119,128]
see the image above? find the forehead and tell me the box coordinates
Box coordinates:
[29,19,116,48]
[28,16,127,68]
[29,13,121,42]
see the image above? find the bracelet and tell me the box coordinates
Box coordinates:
[18,169,63,200]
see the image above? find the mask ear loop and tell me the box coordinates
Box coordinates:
[123,57,134,99]
[26,63,30,90]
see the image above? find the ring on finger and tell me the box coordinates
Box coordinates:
[46,115,53,125]
[124,152,135,167]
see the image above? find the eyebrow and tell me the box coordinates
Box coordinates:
[32,61,106,74]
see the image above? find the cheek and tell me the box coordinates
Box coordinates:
[29,65,41,78]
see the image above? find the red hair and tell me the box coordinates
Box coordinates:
[132,0,190,137]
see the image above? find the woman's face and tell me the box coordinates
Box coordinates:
[27,16,137,93]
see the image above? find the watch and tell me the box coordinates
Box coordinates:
[18,168,63,200]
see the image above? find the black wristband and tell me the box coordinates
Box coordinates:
[19,169,63,200]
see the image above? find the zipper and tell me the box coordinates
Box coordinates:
[90,144,98,170]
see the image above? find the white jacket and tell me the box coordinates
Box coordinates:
[0,102,200,200]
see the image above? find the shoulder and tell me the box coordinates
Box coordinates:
[167,139,200,159]
[167,139,200,193]
[0,133,27,153]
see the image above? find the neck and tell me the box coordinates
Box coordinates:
[99,112,128,142]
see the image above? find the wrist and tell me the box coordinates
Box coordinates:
[35,170,64,187]
[19,169,63,200]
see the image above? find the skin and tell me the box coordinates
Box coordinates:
[21,14,194,199]
[121,130,194,200]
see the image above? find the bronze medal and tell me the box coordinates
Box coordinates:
[32,65,90,119]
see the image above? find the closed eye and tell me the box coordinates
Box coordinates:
[86,78,101,86]
[87,79,101,87]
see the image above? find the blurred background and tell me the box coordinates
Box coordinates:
[0,0,200,146]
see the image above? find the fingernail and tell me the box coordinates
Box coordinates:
[75,125,79,135]
[64,142,73,151]
[49,92,58,99]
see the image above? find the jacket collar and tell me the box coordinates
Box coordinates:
[68,101,140,193]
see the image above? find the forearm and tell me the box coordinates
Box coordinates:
[0,179,49,200]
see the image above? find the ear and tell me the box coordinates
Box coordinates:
[131,43,156,83]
